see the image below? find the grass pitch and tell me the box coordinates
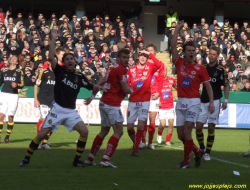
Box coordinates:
[0,124,249,190]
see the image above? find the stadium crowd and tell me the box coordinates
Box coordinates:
[166,18,250,92]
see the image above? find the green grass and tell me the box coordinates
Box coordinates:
[0,124,250,190]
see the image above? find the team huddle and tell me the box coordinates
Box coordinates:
[0,24,230,168]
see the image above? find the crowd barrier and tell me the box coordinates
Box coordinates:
[0,87,249,128]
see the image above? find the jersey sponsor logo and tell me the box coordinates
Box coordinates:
[142,109,148,115]
[74,73,82,76]
[181,66,185,70]
[130,68,136,73]
[151,76,155,83]
[50,113,57,118]
[169,80,173,83]
[122,75,128,82]
[136,81,143,89]
[194,66,200,70]
[103,83,111,89]
[191,71,196,75]
[163,92,170,99]
[136,102,142,107]
[81,79,88,86]
[4,77,16,81]
[181,77,191,87]
[132,74,136,78]
[36,79,41,85]
[46,80,55,85]
[62,78,78,89]
[211,78,217,82]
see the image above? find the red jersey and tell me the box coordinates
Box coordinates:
[160,77,177,110]
[43,61,63,69]
[100,62,127,107]
[175,57,210,98]
[127,53,161,102]
[150,62,165,95]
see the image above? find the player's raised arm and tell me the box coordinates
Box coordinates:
[171,20,184,63]
[49,29,59,70]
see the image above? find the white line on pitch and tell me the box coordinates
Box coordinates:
[160,145,250,168]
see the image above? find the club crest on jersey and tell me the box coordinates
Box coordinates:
[214,71,218,77]
[163,92,170,99]
[194,66,200,70]
[136,81,143,89]
[181,66,185,70]
[182,77,191,87]
[48,76,51,78]
[75,76,78,83]
[13,72,17,76]
[191,71,196,75]
[143,72,148,76]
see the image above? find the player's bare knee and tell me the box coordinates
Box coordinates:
[8,116,14,123]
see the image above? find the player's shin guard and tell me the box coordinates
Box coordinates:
[166,133,172,143]
[148,123,156,145]
[196,131,205,150]
[75,136,87,161]
[5,122,14,140]
[141,121,148,144]
[183,140,193,165]
[87,135,104,162]
[206,133,215,154]
[37,119,43,134]
[128,129,136,144]
[101,136,119,162]
[133,130,143,152]
[24,138,41,161]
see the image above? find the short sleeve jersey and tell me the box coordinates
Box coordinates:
[36,69,55,106]
[0,68,24,94]
[150,62,165,95]
[100,62,128,107]
[160,77,177,110]
[54,64,93,109]
[201,64,228,103]
[175,57,210,98]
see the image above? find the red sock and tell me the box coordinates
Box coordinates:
[101,136,119,162]
[49,132,53,136]
[158,129,163,136]
[141,121,148,143]
[183,139,193,165]
[192,141,201,157]
[148,123,156,145]
[87,135,104,162]
[128,129,136,144]
[166,133,172,143]
[37,119,43,134]
[133,130,143,152]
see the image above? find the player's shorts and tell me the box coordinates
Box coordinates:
[159,108,175,120]
[99,101,124,127]
[197,99,221,125]
[39,104,51,119]
[175,98,200,126]
[0,92,18,116]
[149,98,160,112]
[42,102,83,132]
[127,101,150,123]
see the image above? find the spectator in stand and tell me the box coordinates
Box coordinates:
[233,63,242,77]
[95,34,106,53]
[241,82,250,92]
[222,19,231,38]
[230,83,238,92]
[117,36,127,50]
[105,29,119,49]
[99,45,109,59]
[241,20,249,33]
[244,63,250,77]
[209,19,219,31]
[0,55,9,69]
[240,54,250,71]
[223,42,235,58]
[24,69,36,86]
[111,44,118,60]
[21,54,34,70]
[198,17,206,31]
[101,54,115,70]
[228,77,236,91]
[238,75,248,91]
[92,66,105,84]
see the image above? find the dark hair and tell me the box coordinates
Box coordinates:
[62,53,75,63]
[182,41,196,52]
[146,42,157,52]
[209,46,220,56]
[117,49,130,58]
